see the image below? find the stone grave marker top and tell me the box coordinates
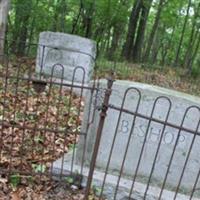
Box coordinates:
[36,31,96,83]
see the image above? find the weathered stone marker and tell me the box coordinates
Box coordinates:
[77,80,200,195]
[36,32,96,83]
[53,80,200,199]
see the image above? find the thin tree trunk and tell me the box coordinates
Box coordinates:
[71,0,83,34]
[151,26,165,64]
[11,0,21,54]
[121,0,142,60]
[108,25,121,60]
[27,0,40,55]
[144,0,165,62]
[162,18,181,66]
[17,0,33,56]
[188,33,200,73]
[173,0,192,67]
[84,0,96,38]
[52,0,67,32]
[184,28,198,68]
[183,2,200,67]
[105,29,111,54]
[0,0,10,57]
[132,0,153,62]
[11,0,31,55]
[17,17,30,56]
[107,0,128,60]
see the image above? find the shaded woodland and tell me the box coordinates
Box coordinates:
[0,0,200,75]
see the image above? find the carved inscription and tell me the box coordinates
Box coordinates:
[119,120,186,146]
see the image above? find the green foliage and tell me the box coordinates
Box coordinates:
[9,174,21,188]
[4,0,199,73]
[65,170,82,187]
[32,164,46,173]
[191,65,200,79]
[65,176,74,185]
[92,184,102,196]
[68,143,76,151]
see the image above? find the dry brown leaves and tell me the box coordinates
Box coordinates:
[0,60,91,199]
[0,175,99,200]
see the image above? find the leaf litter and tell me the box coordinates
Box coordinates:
[0,60,100,199]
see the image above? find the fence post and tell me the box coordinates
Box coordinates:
[84,72,115,200]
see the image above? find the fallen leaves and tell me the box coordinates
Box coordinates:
[0,174,101,200]
[10,192,20,200]
[0,60,92,199]
[0,78,82,171]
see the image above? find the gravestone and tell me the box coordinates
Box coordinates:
[53,80,200,199]
[77,80,200,194]
[36,31,96,83]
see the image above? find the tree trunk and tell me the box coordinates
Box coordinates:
[108,25,121,60]
[71,0,83,34]
[161,9,183,66]
[0,0,10,57]
[105,29,111,54]
[173,0,192,67]
[132,0,153,62]
[26,0,39,55]
[121,0,142,60]
[60,0,67,32]
[184,28,198,68]
[84,0,96,38]
[17,14,31,56]
[151,25,165,64]
[106,0,128,60]
[183,2,200,67]
[188,33,200,73]
[144,0,165,62]
[52,0,62,32]
[11,0,21,54]
[11,0,32,56]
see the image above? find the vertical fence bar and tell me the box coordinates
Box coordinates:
[158,106,196,199]
[0,56,9,161]
[84,73,114,200]
[71,66,85,174]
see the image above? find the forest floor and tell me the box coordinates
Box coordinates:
[0,178,94,200]
[97,60,200,97]
[0,59,100,199]
[0,58,199,199]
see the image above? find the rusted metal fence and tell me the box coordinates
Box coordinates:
[0,42,100,182]
[0,39,200,200]
[86,90,200,200]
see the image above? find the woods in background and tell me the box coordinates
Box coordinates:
[1,0,200,75]
[0,0,10,57]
